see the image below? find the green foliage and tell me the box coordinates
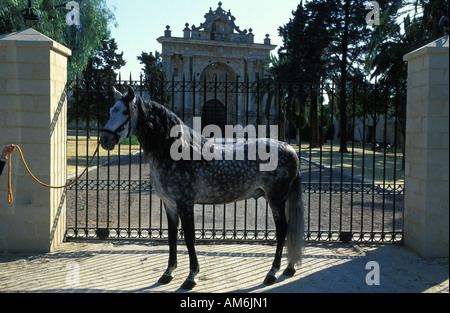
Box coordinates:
[120,135,140,146]
[278,1,336,83]
[277,0,374,149]
[138,51,171,107]
[68,37,126,137]
[276,0,420,151]
[363,0,448,156]
[0,0,116,81]
[366,0,449,87]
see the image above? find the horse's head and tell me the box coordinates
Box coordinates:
[100,86,138,151]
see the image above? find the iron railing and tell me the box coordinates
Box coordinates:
[65,76,405,243]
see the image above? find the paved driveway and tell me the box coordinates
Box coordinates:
[0,241,447,293]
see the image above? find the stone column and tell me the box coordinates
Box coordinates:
[403,36,449,257]
[0,28,71,253]
[183,55,193,114]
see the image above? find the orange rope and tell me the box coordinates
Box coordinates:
[7,144,99,204]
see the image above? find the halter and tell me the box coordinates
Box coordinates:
[101,96,136,144]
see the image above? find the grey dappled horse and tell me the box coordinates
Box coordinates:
[100,86,305,290]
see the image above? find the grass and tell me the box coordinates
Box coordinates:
[67,129,141,177]
[292,141,404,186]
[66,131,404,186]
[120,135,140,146]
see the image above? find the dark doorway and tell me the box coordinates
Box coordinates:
[202,99,227,135]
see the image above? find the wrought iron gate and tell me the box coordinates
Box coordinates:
[65,76,405,243]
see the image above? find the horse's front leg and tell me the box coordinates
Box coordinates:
[179,204,199,290]
[158,205,178,284]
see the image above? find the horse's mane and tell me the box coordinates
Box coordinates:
[135,97,206,164]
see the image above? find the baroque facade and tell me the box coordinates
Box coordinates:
[157,2,277,130]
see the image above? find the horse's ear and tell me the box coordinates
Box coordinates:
[112,87,122,100]
[123,86,136,103]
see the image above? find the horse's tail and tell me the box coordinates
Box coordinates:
[286,174,305,266]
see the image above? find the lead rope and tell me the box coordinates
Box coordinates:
[7,144,100,204]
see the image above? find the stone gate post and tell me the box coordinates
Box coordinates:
[0,29,71,253]
[403,36,449,257]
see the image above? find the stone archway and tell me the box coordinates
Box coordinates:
[200,62,235,83]
[199,62,236,129]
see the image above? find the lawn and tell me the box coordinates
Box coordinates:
[66,132,404,187]
[67,129,141,177]
[292,141,404,186]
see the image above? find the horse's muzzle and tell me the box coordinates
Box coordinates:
[100,133,117,151]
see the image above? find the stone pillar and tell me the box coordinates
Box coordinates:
[0,28,71,253]
[160,52,173,83]
[183,55,193,114]
[403,36,449,257]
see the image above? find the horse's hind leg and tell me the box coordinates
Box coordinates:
[264,200,287,285]
[158,205,178,284]
[179,205,199,290]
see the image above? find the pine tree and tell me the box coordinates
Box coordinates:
[68,38,126,137]
[138,51,171,107]
[278,1,334,147]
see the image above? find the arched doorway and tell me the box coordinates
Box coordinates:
[200,62,235,83]
[198,62,236,133]
[202,99,227,134]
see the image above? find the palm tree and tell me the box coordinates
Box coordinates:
[251,55,290,142]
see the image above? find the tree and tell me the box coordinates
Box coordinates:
[327,0,375,153]
[364,0,448,166]
[420,0,449,40]
[0,0,116,81]
[366,0,449,88]
[254,54,291,142]
[278,0,381,151]
[68,37,126,137]
[138,51,170,107]
[278,1,334,147]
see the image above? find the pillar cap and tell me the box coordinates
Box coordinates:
[0,28,71,57]
[404,35,448,62]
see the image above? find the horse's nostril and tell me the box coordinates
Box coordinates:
[100,136,109,148]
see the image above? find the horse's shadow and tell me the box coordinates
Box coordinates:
[133,282,194,293]
[131,274,295,293]
[229,274,294,293]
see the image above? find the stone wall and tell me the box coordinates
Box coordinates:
[0,28,71,253]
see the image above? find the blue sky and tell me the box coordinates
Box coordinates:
[106,0,301,79]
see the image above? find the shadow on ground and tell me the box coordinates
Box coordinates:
[0,241,448,293]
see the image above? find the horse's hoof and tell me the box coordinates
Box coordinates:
[158,274,173,284]
[282,267,296,277]
[263,274,277,285]
[180,279,197,290]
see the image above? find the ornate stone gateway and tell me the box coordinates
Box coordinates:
[157,2,276,125]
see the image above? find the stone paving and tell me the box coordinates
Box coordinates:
[0,241,447,293]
